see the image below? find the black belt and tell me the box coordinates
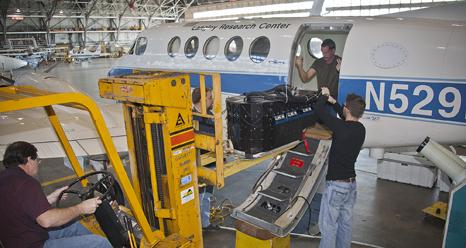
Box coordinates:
[332,177,356,183]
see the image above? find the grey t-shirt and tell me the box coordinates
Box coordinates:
[311,55,341,99]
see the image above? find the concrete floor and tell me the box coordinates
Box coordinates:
[202,154,446,248]
[21,151,446,248]
[0,151,448,248]
[3,58,448,247]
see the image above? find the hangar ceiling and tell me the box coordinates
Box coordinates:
[0,0,196,46]
[0,0,463,47]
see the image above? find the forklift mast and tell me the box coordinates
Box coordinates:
[99,72,203,247]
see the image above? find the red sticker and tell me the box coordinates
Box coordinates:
[290,158,304,168]
[120,85,133,94]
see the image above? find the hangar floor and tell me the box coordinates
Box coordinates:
[25,151,446,248]
[4,58,447,247]
[205,152,447,248]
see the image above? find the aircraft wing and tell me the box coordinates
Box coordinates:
[0,102,127,159]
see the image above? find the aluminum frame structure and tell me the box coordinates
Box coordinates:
[1,0,195,46]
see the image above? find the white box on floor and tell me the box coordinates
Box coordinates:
[437,170,452,192]
[377,153,436,188]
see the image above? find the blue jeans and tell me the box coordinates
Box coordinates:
[44,222,112,248]
[319,181,357,248]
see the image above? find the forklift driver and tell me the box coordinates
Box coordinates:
[192,87,215,229]
[192,87,215,134]
[0,141,112,248]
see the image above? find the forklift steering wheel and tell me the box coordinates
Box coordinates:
[56,171,115,208]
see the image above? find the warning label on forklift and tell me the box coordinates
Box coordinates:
[181,186,195,204]
[180,174,192,186]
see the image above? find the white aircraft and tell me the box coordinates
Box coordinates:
[108,3,466,152]
[0,55,29,85]
[69,46,102,63]
[1,38,52,69]
[1,3,465,160]
[0,55,28,73]
[17,52,49,69]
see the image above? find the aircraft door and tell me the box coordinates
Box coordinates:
[289,25,308,88]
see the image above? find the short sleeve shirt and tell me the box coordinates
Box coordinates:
[193,107,215,135]
[0,167,52,248]
[311,55,341,99]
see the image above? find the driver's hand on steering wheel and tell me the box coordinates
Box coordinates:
[78,197,102,215]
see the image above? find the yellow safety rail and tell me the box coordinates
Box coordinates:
[193,74,302,188]
[193,74,224,188]
[0,86,163,246]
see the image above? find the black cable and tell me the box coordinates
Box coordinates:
[251,156,281,192]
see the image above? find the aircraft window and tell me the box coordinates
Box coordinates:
[185,36,199,58]
[135,37,148,55]
[168,36,181,57]
[249,36,270,63]
[225,36,243,61]
[203,36,219,60]
[307,37,323,59]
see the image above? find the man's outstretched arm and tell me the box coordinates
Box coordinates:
[295,56,317,83]
[314,88,345,133]
[36,197,102,228]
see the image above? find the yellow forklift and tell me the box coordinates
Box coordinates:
[1,72,315,247]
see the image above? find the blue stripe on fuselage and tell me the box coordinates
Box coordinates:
[189,74,287,94]
[108,67,287,94]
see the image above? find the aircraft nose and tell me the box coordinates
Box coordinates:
[16,59,28,68]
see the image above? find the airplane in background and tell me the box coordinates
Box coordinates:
[108,2,466,157]
[0,2,465,161]
[0,55,28,85]
[0,38,52,69]
[68,46,102,63]
[0,53,48,69]
[0,55,28,73]
[15,51,49,69]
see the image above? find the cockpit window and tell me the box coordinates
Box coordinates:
[307,37,323,59]
[185,36,199,58]
[249,36,270,63]
[225,36,243,61]
[168,36,181,57]
[134,37,148,55]
[203,36,219,60]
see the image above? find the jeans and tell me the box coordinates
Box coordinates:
[319,180,357,248]
[44,222,112,248]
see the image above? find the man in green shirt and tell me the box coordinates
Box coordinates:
[295,38,342,101]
